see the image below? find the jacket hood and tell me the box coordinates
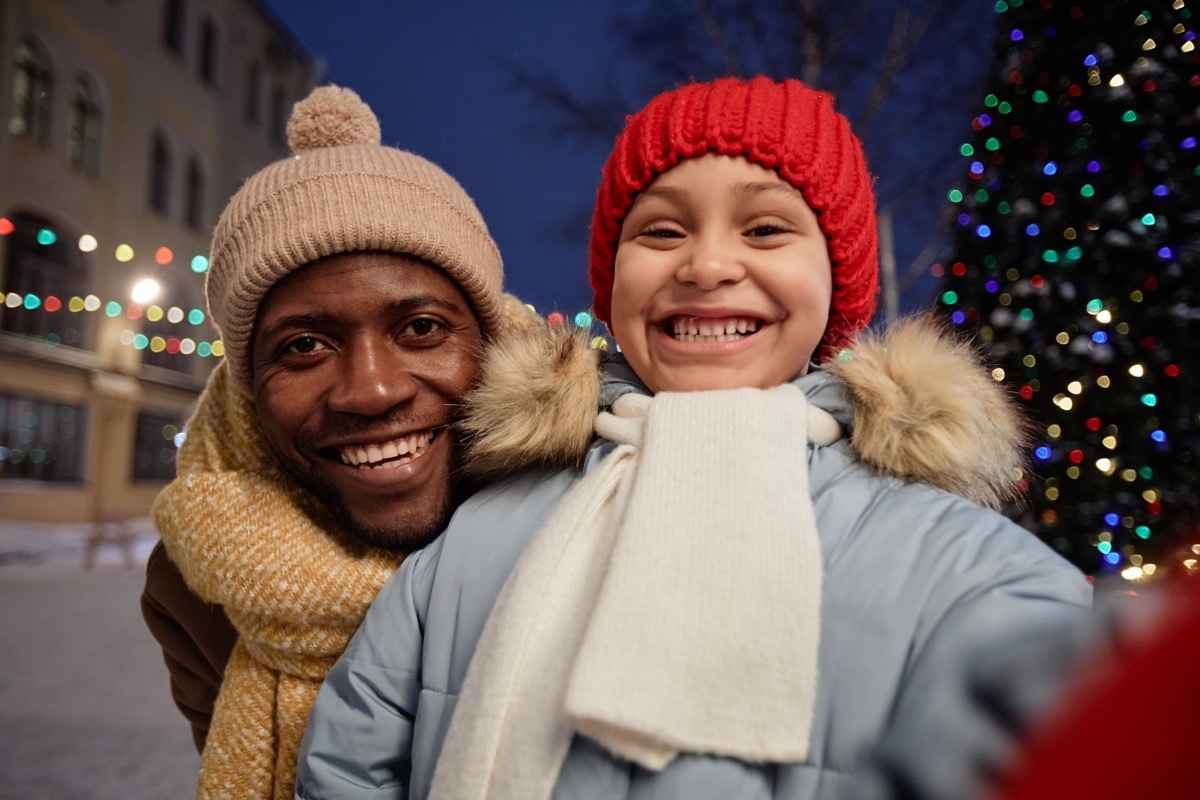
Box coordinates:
[458,316,1029,509]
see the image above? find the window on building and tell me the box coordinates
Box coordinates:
[185,157,205,230]
[132,409,186,482]
[198,17,218,85]
[0,211,93,348]
[163,0,186,55]
[9,39,52,142]
[244,62,262,124]
[149,132,171,214]
[0,392,86,483]
[67,75,102,175]
[269,86,286,145]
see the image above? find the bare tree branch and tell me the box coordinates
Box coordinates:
[857,0,943,138]
[825,0,887,59]
[799,0,827,87]
[692,0,745,75]
[496,0,996,309]
[496,55,628,144]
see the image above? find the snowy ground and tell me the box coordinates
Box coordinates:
[0,519,198,798]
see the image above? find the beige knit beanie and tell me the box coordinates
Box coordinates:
[206,85,505,393]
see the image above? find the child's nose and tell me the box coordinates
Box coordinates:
[676,236,746,289]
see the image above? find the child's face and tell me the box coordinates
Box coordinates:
[610,154,832,394]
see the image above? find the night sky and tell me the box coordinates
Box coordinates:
[261,1,990,321]
[259,1,616,317]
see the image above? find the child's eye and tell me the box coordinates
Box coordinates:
[282,335,328,355]
[642,225,684,239]
[747,223,788,237]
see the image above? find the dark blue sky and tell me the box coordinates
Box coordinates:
[260,1,615,317]
[261,2,991,320]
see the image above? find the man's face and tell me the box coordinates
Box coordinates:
[251,252,484,551]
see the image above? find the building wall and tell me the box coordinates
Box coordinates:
[0,0,317,523]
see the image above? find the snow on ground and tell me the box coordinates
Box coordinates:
[0,520,198,798]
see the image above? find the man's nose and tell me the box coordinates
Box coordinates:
[326,340,420,416]
[675,234,746,290]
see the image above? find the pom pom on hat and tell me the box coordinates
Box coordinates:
[588,75,879,363]
[286,85,382,151]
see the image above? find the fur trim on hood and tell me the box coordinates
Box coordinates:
[458,325,601,483]
[829,316,1030,510]
[459,316,1028,509]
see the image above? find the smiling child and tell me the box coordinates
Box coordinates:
[294,76,1091,800]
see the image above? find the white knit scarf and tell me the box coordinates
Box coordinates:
[430,384,842,799]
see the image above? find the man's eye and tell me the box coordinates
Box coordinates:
[282,335,327,355]
[405,319,441,336]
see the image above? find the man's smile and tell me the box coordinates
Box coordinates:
[333,429,438,468]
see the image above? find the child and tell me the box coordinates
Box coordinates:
[294,76,1091,800]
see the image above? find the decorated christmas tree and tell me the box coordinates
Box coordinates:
[934,0,1199,578]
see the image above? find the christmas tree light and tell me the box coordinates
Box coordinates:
[934,0,1199,578]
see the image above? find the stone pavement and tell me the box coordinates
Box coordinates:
[0,519,198,798]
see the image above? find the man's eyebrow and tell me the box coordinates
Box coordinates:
[256,295,466,342]
[385,294,466,316]
[256,312,332,344]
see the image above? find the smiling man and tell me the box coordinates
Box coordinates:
[250,251,486,551]
[140,85,508,799]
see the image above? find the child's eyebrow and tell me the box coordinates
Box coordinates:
[633,180,802,206]
[631,184,684,204]
[731,181,806,200]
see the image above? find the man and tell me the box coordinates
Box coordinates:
[141,84,515,799]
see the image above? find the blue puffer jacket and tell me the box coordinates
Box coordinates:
[295,319,1092,800]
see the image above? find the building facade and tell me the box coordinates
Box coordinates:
[0,0,317,522]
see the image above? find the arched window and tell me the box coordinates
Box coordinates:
[149,132,172,214]
[67,75,102,175]
[185,157,205,230]
[0,211,92,349]
[198,17,218,85]
[9,39,53,142]
[163,0,186,55]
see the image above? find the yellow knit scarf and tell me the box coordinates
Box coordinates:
[153,361,404,799]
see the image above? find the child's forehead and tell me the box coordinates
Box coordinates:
[631,153,808,209]
[651,153,780,184]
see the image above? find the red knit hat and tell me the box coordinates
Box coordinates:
[589,75,879,362]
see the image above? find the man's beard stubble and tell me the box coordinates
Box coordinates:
[315,479,452,553]
[281,429,466,554]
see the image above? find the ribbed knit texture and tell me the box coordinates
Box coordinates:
[431,386,840,799]
[588,76,878,362]
[152,361,404,799]
[205,86,504,394]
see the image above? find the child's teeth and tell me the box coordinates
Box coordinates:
[671,316,758,341]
